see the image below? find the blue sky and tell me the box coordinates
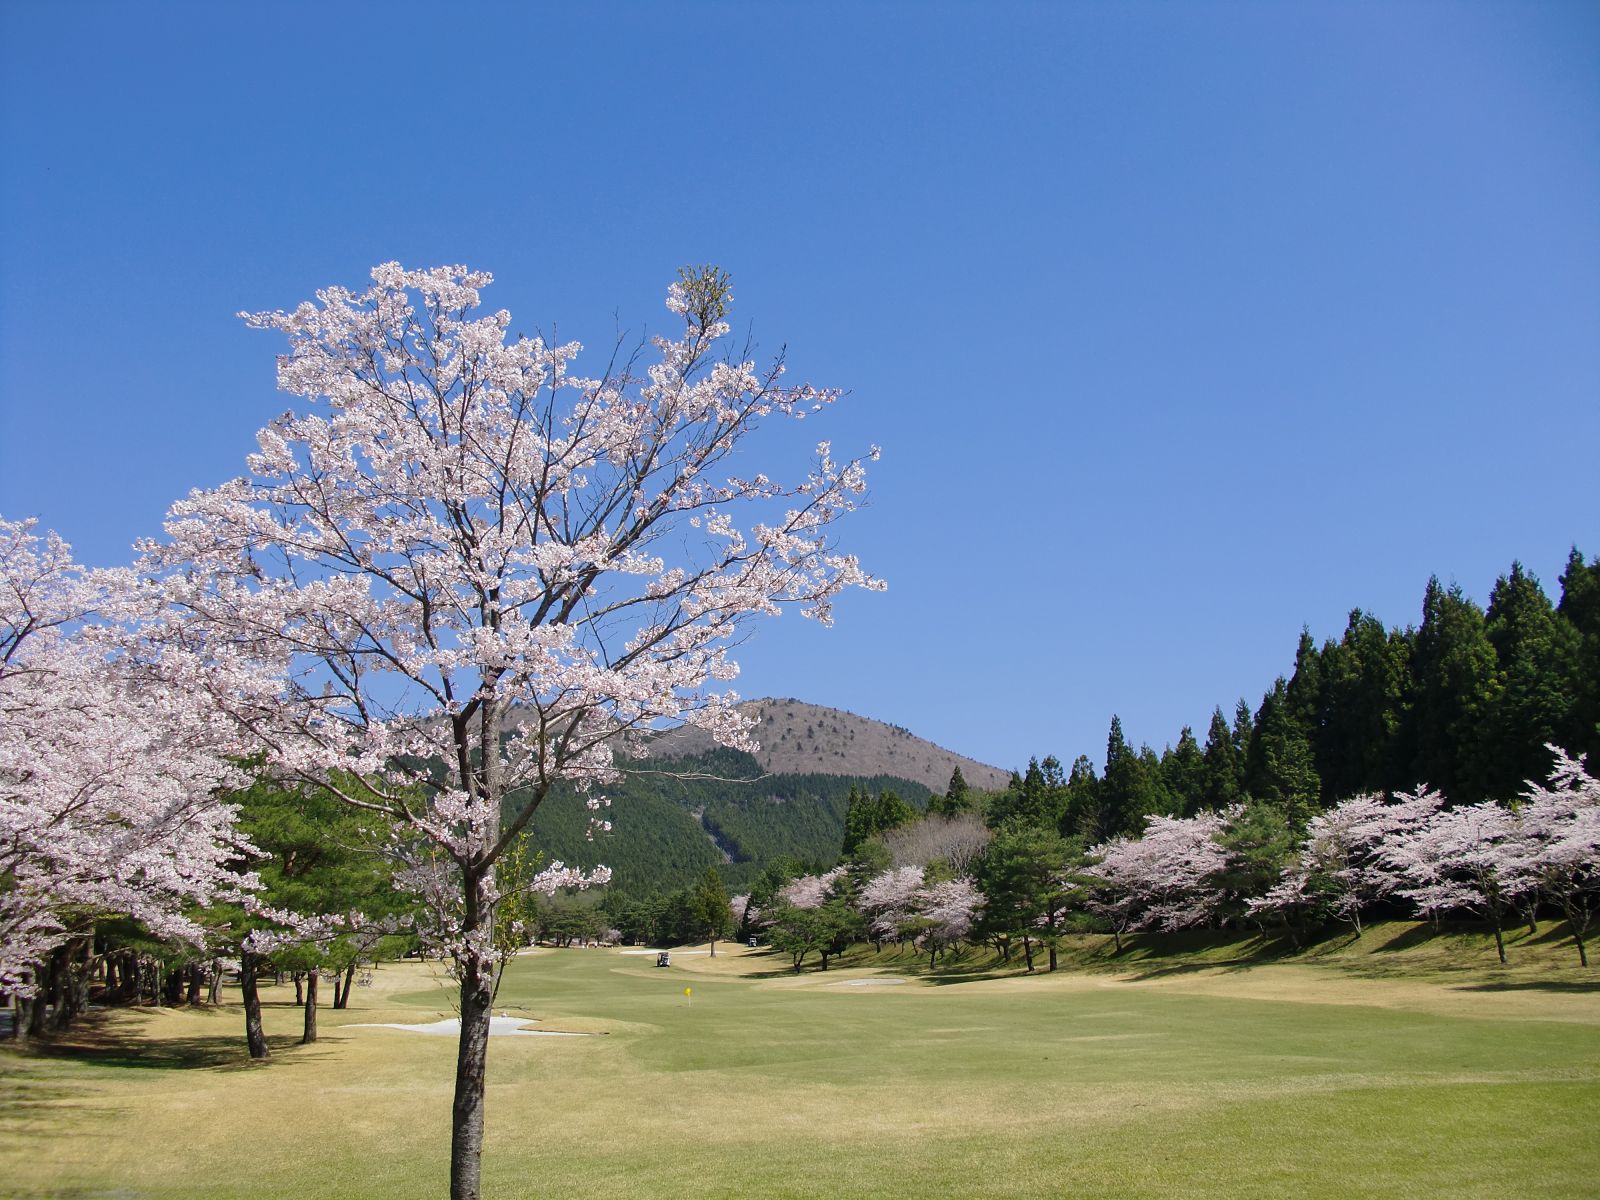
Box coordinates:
[2,1,1597,775]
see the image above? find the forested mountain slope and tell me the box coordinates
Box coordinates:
[515,745,937,896]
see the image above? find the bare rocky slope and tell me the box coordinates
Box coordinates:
[645,697,1010,793]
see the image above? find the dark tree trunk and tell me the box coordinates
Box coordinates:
[1021,935,1035,973]
[332,974,344,1010]
[1047,941,1057,972]
[450,867,494,1200]
[187,964,203,1006]
[338,963,356,1009]
[293,973,304,1006]
[240,953,270,1060]
[207,960,223,1006]
[302,972,319,1044]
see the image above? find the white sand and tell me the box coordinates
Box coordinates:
[346,1016,589,1038]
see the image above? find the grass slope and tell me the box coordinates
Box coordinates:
[3,923,1597,1199]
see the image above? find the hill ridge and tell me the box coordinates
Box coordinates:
[645,697,1010,793]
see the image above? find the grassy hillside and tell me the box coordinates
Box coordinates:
[515,746,933,895]
[6,922,1595,1199]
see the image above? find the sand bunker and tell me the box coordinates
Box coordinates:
[347,1016,590,1038]
[826,978,908,988]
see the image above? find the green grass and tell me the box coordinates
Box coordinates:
[3,923,1598,1199]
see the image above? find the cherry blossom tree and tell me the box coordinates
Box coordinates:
[913,877,982,965]
[0,518,247,1032]
[1249,787,1444,936]
[857,865,926,944]
[1519,748,1600,965]
[138,264,879,1199]
[1380,800,1532,963]
[1085,813,1227,950]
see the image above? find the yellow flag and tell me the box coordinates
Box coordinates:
[683,987,692,996]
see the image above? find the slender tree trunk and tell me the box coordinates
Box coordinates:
[338,963,356,1009]
[1111,927,1123,954]
[1491,912,1507,965]
[332,974,344,1010]
[302,972,319,1044]
[240,953,269,1060]
[207,960,222,1006]
[1021,935,1034,973]
[450,866,495,1200]
[186,964,203,1006]
[293,972,304,1006]
[1047,941,1057,973]
[709,938,716,958]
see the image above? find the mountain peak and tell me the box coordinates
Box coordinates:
[646,698,1010,792]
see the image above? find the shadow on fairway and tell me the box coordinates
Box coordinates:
[1450,980,1600,994]
[23,1009,310,1071]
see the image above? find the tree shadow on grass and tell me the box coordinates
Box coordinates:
[1449,980,1600,994]
[22,1008,309,1072]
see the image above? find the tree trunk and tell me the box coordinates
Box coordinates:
[709,938,716,958]
[186,964,203,1006]
[293,972,304,1006]
[1047,941,1057,972]
[302,972,319,1044]
[1111,927,1123,954]
[240,953,270,1060]
[207,960,223,1006]
[450,867,495,1200]
[1021,935,1035,973]
[339,962,356,1009]
[1491,912,1507,965]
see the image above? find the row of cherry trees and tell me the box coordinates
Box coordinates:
[730,751,1600,973]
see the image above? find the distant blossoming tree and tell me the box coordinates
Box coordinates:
[1085,813,1227,949]
[0,518,247,1021]
[139,264,879,1200]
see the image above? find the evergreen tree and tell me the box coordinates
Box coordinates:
[1060,755,1105,841]
[1200,706,1244,811]
[1558,547,1600,761]
[1244,678,1321,826]
[1317,610,1412,802]
[973,825,1082,972]
[1231,698,1254,760]
[1413,577,1502,804]
[689,867,733,955]
[928,765,978,817]
[1484,562,1579,797]
[1162,727,1206,817]
[1100,716,1165,837]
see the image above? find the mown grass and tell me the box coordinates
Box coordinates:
[2,922,1597,1199]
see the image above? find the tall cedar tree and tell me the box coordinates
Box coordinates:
[1413,578,1503,804]
[1200,706,1244,811]
[1558,548,1600,761]
[1244,679,1321,826]
[1484,562,1580,798]
[1162,727,1206,817]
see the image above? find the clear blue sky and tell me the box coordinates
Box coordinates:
[3,1,1597,776]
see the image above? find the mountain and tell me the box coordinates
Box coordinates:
[516,700,1010,896]
[643,697,1011,792]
